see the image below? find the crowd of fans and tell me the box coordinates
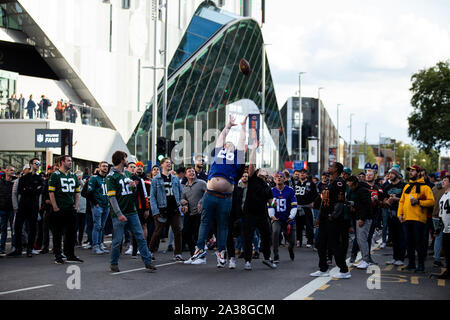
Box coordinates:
[0,93,92,125]
[0,116,448,280]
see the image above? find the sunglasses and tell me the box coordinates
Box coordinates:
[33,162,41,166]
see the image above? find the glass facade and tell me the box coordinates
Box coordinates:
[280,97,340,175]
[128,2,288,168]
[0,2,23,31]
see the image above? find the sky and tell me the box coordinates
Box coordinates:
[261,0,450,154]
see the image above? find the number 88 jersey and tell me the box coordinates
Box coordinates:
[106,168,137,217]
[48,170,80,210]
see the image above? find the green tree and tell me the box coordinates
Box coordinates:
[409,60,450,152]
[352,143,376,171]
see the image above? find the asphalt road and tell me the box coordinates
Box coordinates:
[0,237,449,300]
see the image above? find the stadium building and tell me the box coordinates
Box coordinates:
[0,0,288,172]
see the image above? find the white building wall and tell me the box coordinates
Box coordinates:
[16,0,254,145]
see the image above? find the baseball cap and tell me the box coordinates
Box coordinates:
[23,164,31,171]
[343,167,352,175]
[406,164,422,172]
[136,161,144,168]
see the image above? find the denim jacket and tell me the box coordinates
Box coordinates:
[150,173,183,215]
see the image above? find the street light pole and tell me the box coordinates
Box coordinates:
[162,0,168,138]
[349,113,355,171]
[152,6,159,166]
[317,87,324,175]
[298,72,306,161]
[261,44,266,168]
[260,43,271,168]
[364,122,368,160]
[337,104,341,163]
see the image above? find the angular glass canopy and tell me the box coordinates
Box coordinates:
[128,1,288,169]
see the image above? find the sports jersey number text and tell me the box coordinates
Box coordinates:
[440,199,449,214]
[277,199,286,212]
[61,178,76,192]
[164,182,174,196]
[295,186,306,195]
[101,184,107,196]
[119,180,133,196]
[217,149,235,161]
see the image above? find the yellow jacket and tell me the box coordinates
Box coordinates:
[397,177,435,223]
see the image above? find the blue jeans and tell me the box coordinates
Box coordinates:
[381,208,389,243]
[433,218,443,261]
[196,192,232,251]
[253,229,260,251]
[92,206,109,247]
[110,214,152,266]
[313,209,319,245]
[0,210,14,251]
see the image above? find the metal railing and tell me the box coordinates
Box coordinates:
[0,99,109,128]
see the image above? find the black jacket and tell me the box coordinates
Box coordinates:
[243,174,273,217]
[353,184,373,221]
[0,177,16,211]
[17,173,44,208]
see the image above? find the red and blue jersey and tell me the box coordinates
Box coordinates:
[272,186,297,225]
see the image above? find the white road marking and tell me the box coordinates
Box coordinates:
[111,261,179,275]
[284,240,382,300]
[0,284,54,296]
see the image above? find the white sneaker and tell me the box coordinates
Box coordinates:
[31,249,40,255]
[125,246,133,255]
[310,270,330,277]
[229,257,236,269]
[380,243,386,249]
[356,261,369,269]
[83,244,92,250]
[184,258,193,264]
[191,247,207,260]
[306,244,312,248]
[191,257,206,265]
[352,260,361,267]
[216,250,226,268]
[334,271,351,279]
[244,261,252,270]
[394,260,405,266]
[204,244,208,250]
[385,259,396,265]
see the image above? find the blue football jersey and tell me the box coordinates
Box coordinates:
[272,186,297,224]
[208,147,245,185]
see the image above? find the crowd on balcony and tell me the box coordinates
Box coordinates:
[0,93,95,126]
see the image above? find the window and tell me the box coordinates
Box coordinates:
[122,0,130,9]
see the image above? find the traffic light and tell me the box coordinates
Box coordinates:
[157,137,167,162]
[167,140,176,158]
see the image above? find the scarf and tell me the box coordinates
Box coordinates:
[404,182,425,195]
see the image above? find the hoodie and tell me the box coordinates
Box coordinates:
[397,177,434,223]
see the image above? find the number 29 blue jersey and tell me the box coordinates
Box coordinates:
[271,186,297,224]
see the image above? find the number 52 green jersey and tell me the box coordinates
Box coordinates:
[48,170,80,210]
[106,168,137,217]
